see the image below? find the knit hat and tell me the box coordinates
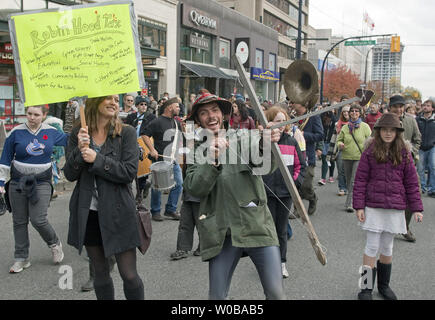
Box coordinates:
[373,113,404,131]
[234,94,245,102]
[135,95,149,106]
[187,92,232,122]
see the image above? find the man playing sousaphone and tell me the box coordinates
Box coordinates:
[183,92,286,299]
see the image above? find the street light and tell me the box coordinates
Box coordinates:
[320,33,394,104]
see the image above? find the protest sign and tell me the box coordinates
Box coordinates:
[8,0,144,106]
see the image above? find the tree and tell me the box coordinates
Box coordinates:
[367,80,383,103]
[323,64,362,103]
[389,77,402,95]
[402,86,422,101]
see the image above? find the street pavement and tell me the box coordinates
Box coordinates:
[0,165,434,300]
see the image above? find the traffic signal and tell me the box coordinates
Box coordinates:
[390,36,400,52]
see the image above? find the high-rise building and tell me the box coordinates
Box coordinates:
[371,37,404,98]
[217,0,310,100]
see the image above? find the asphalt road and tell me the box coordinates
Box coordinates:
[0,165,434,300]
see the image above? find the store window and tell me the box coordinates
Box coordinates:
[0,66,23,131]
[180,28,213,65]
[269,53,276,71]
[219,38,231,69]
[255,49,264,68]
[138,18,167,56]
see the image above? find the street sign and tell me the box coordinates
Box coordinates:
[344,40,376,46]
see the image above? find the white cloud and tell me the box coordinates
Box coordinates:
[309,0,435,99]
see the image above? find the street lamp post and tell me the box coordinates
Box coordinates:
[296,0,303,60]
[364,46,375,84]
[320,33,394,104]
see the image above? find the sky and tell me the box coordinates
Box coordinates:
[309,0,435,100]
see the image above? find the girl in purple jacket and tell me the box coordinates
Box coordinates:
[353,113,423,300]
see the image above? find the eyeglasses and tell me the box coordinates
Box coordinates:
[139,103,147,106]
[349,110,360,113]
[126,100,134,102]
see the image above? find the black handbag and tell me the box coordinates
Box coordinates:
[136,204,152,255]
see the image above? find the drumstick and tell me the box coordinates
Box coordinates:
[157,154,173,160]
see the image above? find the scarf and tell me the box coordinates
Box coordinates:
[348,118,362,134]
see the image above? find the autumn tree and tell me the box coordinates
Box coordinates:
[389,77,402,95]
[402,86,422,101]
[323,64,362,102]
[367,80,384,103]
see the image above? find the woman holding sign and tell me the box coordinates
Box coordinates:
[0,104,68,273]
[64,94,144,300]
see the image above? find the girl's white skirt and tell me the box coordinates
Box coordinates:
[358,207,407,234]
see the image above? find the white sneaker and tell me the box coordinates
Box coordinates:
[281,263,289,279]
[50,242,64,264]
[10,260,31,273]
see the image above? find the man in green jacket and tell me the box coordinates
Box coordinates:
[183,92,285,300]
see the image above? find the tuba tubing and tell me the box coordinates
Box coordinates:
[283,60,319,110]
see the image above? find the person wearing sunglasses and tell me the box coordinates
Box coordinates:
[336,104,372,213]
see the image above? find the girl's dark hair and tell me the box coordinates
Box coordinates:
[372,128,408,166]
[75,95,123,138]
[234,99,249,121]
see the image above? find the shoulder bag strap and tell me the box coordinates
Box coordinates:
[170,119,179,163]
[350,131,363,154]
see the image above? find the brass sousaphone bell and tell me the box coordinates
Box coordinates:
[283,59,319,110]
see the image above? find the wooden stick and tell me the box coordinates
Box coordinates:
[80,105,86,129]
[233,54,327,265]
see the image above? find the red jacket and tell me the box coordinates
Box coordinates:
[365,112,382,130]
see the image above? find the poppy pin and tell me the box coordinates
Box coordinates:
[43,135,48,140]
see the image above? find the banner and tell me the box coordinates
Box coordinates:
[8,1,144,106]
[250,67,279,82]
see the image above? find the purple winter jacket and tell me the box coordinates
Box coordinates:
[353,141,423,213]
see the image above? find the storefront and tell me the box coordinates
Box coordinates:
[134,0,178,100]
[178,0,278,104]
[0,42,25,131]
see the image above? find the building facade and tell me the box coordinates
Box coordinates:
[0,0,178,131]
[218,0,310,100]
[134,0,178,99]
[371,37,404,97]
[178,0,279,103]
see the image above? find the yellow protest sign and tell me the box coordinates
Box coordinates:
[9,1,144,106]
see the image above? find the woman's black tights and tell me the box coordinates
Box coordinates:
[86,246,144,300]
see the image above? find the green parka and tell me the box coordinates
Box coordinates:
[183,130,279,261]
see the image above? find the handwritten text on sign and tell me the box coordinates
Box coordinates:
[11,3,142,106]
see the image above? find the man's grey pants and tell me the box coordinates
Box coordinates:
[9,181,59,261]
